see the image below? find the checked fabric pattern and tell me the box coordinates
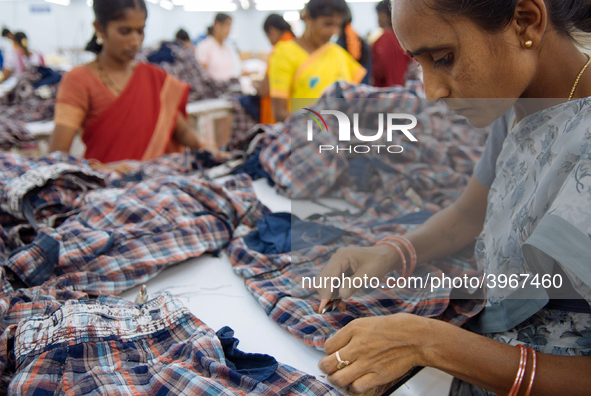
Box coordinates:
[254,80,489,209]
[0,152,268,295]
[226,197,484,351]
[9,292,343,396]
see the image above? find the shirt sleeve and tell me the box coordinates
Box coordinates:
[473,109,513,188]
[54,68,89,131]
[268,43,294,99]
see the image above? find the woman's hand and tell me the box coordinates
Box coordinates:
[317,245,402,313]
[318,314,431,394]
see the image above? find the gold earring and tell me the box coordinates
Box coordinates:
[525,40,533,48]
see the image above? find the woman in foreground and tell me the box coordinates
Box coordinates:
[317,0,591,394]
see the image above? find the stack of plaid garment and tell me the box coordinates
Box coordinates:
[235,81,490,210]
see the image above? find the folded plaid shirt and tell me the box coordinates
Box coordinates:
[9,292,342,396]
[226,197,484,351]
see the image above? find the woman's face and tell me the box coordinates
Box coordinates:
[391,0,536,126]
[95,9,146,63]
[215,19,232,41]
[306,14,343,47]
[265,26,283,46]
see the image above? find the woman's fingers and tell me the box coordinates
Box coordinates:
[347,372,387,394]
[319,343,357,377]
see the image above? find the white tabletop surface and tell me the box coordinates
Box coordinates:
[186,99,233,114]
[25,121,55,136]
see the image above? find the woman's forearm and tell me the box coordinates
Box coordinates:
[380,176,489,268]
[422,318,591,395]
[173,115,201,149]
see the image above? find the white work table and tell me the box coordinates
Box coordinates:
[118,179,452,396]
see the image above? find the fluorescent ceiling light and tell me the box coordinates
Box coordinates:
[255,0,307,11]
[160,0,173,9]
[172,0,186,5]
[283,11,300,22]
[86,0,92,6]
[239,0,249,9]
[145,0,158,4]
[44,0,70,5]
[183,1,237,12]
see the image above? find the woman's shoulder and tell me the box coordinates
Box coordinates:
[275,40,298,52]
[272,40,304,62]
[64,64,94,80]
[135,62,169,79]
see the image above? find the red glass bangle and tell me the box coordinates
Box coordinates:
[508,345,528,396]
[524,348,537,396]
[381,236,417,276]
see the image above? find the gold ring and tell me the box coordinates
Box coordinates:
[335,350,351,370]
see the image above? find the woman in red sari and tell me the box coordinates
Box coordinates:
[49,0,202,172]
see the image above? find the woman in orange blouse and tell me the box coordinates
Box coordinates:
[49,0,203,173]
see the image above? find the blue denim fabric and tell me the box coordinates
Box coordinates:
[216,326,278,382]
[243,213,347,254]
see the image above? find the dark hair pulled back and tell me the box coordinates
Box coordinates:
[85,0,148,54]
[429,0,591,36]
[263,13,294,35]
[304,0,348,19]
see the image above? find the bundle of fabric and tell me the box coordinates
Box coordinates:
[0,119,36,152]
[0,67,61,123]
[225,202,484,350]
[232,81,489,211]
[0,152,268,296]
[0,284,343,395]
[139,43,257,151]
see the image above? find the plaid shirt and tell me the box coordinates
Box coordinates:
[253,81,488,209]
[6,173,267,295]
[9,292,342,395]
[0,152,267,295]
[226,198,484,351]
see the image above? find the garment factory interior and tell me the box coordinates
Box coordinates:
[1,0,591,395]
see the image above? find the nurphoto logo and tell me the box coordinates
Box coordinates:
[304,108,419,154]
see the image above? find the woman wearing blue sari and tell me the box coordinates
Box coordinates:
[317,0,591,394]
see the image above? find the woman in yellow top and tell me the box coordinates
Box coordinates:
[256,13,295,125]
[268,0,366,122]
